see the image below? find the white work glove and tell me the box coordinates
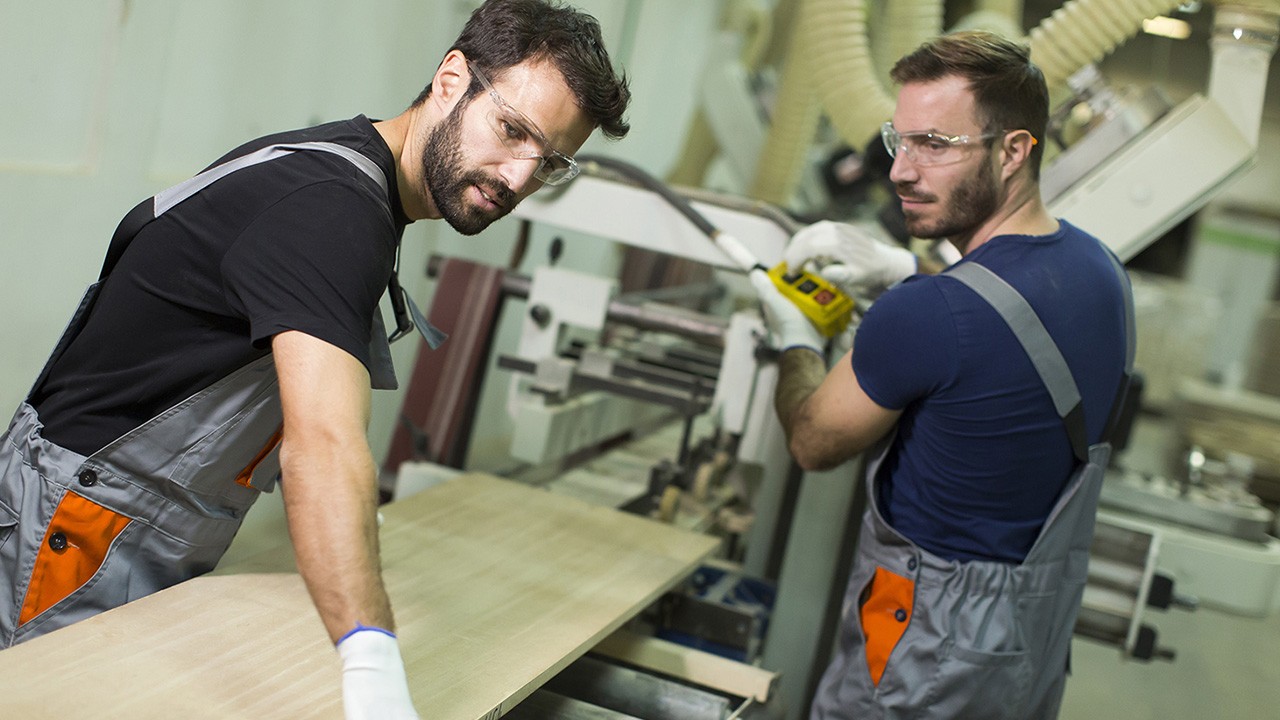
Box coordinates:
[934,239,963,267]
[783,220,917,296]
[749,269,823,354]
[337,626,420,720]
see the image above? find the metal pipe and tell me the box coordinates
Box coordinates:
[504,690,643,719]
[615,280,726,307]
[1086,555,1147,594]
[542,655,732,719]
[426,255,730,347]
[607,302,729,347]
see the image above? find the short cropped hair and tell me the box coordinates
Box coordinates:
[414,0,631,140]
[891,31,1047,177]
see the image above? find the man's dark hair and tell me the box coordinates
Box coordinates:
[413,0,631,140]
[890,30,1047,178]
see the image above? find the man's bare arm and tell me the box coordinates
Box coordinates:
[273,330,393,642]
[775,348,902,471]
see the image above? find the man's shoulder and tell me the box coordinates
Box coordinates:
[1055,218,1100,242]
[882,270,958,308]
[861,274,955,337]
[211,116,384,166]
[197,117,397,224]
[199,117,395,201]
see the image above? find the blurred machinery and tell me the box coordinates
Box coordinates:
[382,2,1280,718]
[384,176,793,718]
[383,171,1181,719]
[1039,3,1280,622]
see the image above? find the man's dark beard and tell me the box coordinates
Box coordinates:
[901,155,999,241]
[422,101,516,236]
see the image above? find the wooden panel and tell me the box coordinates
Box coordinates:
[0,474,718,719]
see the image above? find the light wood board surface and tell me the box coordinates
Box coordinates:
[0,473,719,719]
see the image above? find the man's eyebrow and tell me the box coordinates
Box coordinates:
[495,96,546,141]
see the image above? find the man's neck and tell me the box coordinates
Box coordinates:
[373,114,407,164]
[374,110,438,221]
[951,182,1057,256]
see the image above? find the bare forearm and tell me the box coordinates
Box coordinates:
[775,348,901,471]
[774,348,827,435]
[280,437,393,643]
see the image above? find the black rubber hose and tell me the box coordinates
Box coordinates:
[576,154,720,239]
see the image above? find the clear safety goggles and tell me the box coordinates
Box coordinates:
[881,121,1036,167]
[470,62,579,186]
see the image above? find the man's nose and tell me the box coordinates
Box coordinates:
[888,151,918,184]
[500,156,542,195]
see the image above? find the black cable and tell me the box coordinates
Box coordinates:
[577,154,720,239]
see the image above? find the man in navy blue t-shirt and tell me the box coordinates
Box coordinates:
[751,31,1131,720]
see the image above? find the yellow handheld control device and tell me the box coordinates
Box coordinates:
[767,263,856,337]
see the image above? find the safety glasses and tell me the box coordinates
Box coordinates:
[881,121,1037,167]
[469,62,579,185]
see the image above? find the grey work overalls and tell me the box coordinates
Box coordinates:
[0,142,441,647]
[811,254,1134,720]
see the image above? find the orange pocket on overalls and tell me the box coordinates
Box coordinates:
[861,565,915,686]
[19,492,132,625]
[235,425,283,489]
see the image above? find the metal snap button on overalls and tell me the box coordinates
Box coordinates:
[77,469,98,487]
[907,557,917,571]
[894,609,907,622]
[48,533,68,551]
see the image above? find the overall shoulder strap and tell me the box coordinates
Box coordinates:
[94,139,442,351]
[944,261,1090,463]
[1104,248,1136,375]
[98,141,388,280]
[1100,246,1137,442]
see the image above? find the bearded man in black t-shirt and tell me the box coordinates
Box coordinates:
[1,1,630,718]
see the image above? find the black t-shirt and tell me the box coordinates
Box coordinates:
[31,116,409,455]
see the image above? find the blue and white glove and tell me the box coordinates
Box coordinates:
[784,220,916,296]
[749,269,823,354]
[337,626,420,720]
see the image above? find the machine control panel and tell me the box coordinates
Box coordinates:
[767,263,855,337]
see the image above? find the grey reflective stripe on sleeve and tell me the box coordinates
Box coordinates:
[153,141,387,217]
[140,139,449,354]
[281,142,388,195]
[944,262,1082,419]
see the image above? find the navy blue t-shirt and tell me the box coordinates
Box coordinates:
[853,220,1128,563]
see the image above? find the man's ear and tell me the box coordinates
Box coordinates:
[430,49,471,113]
[1000,130,1036,182]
